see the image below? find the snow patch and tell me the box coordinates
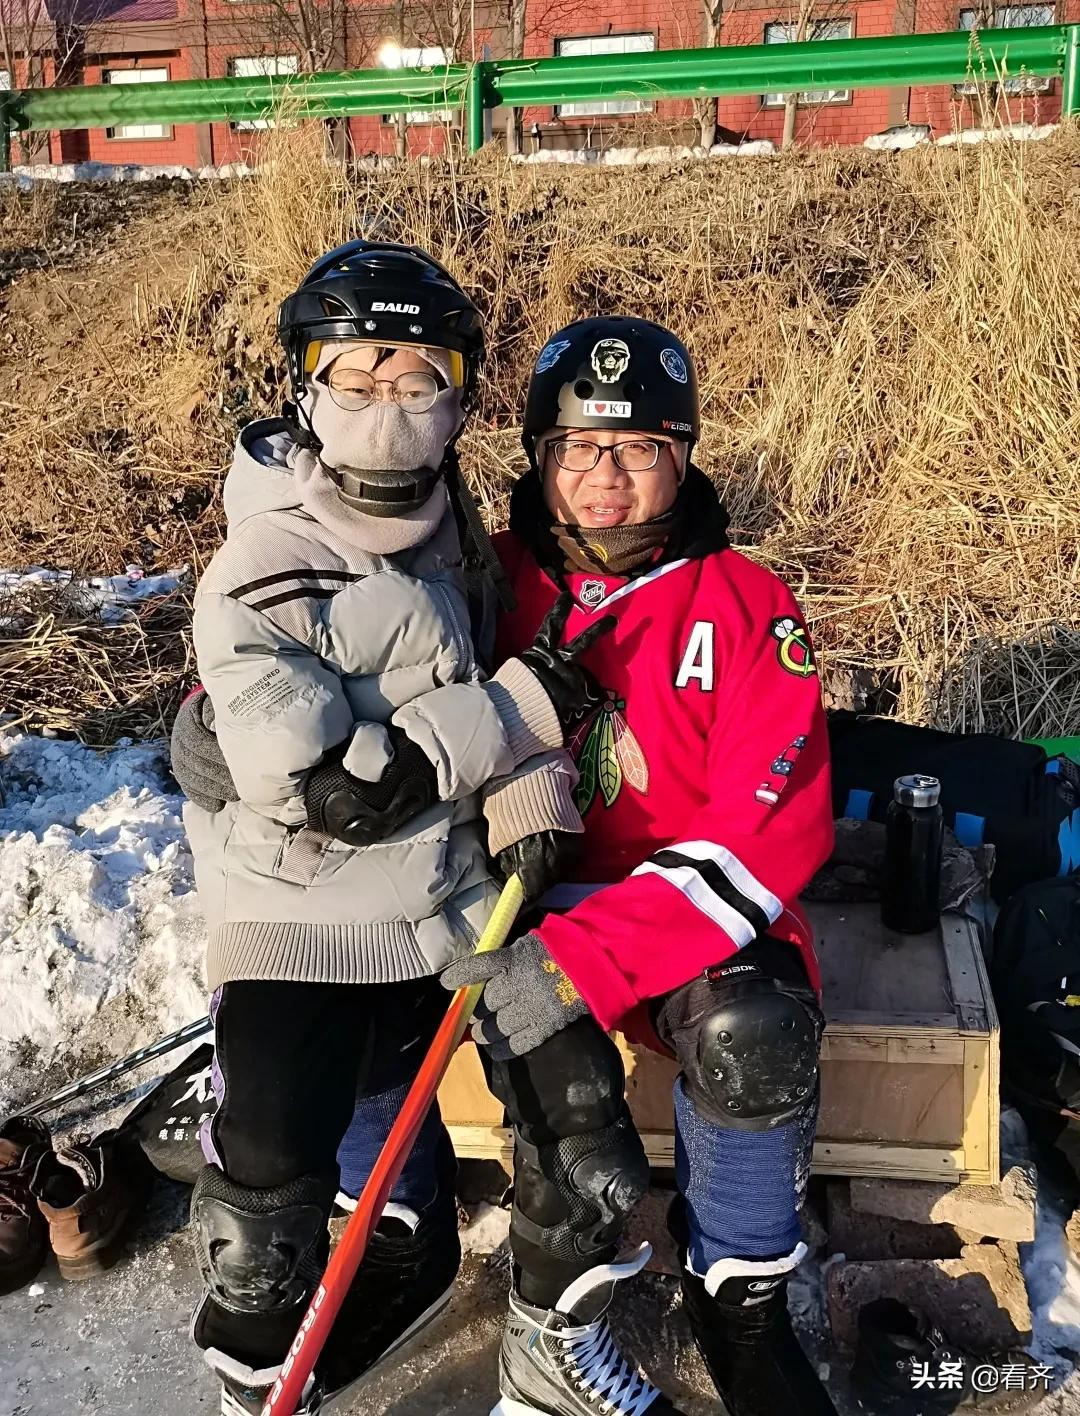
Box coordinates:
[0,731,206,1115]
[0,564,188,624]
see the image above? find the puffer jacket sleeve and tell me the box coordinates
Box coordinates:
[193,591,354,822]
[391,658,564,802]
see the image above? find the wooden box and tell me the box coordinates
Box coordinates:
[439,901,1000,1186]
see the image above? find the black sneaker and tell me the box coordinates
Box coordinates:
[851,1298,1044,1413]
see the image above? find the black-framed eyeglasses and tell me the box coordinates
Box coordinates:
[550,438,664,473]
[323,368,446,414]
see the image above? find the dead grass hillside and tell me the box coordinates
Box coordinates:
[1,125,1079,741]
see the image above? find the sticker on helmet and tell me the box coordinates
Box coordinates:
[582,400,631,418]
[590,338,631,384]
[662,419,692,433]
[660,347,688,384]
[535,339,571,374]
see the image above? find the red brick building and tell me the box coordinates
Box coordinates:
[2,0,1076,166]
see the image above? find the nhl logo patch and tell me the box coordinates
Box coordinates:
[579,580,608,610]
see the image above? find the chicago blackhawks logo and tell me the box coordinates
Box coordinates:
[771,616,817,678]
[569,690,649,814]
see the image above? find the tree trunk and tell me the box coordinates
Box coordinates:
[395,110,408,158]
[781,4,812,150]
[698,99,718,149]
[505,107,522,155]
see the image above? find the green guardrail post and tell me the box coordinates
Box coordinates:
[466,61,486,152]
[1063,25,1080,117]
[0,98,12,175]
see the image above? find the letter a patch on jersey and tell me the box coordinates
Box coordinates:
[675,621,714,691]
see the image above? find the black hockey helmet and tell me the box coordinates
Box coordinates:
[277,239,485,409]
[522,315,700,468]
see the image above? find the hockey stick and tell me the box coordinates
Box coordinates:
[262,872,526,1416]
[8,1016,213,1122]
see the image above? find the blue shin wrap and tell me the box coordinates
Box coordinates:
[674,1076,814,1272]
[336,1080,448,1212]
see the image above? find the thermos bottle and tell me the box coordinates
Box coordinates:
[881,774,944,935]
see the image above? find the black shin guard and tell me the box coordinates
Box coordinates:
[191,1165,336,1369]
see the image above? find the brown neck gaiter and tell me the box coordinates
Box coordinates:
[552,513,674,576]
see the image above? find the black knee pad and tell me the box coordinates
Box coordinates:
[512,1106,650,1264]
[192,1164,336,1318]
[688,977,823,1132]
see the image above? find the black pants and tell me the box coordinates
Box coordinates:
[205,976,450,1209]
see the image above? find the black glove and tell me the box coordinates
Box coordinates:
[305,725,439,848]
[519,592,615,725]
[496,828,582,905]
[169,688,238,812]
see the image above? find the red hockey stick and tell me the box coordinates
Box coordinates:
[262,873,525,1416]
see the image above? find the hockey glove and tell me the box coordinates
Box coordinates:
[169,688,238,812]
[441,931,588,1060]
[519,592,614,725]
[306,726,439,848]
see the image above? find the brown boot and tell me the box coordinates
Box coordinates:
[0,1117,51,1294]
[31,1130,151,1280]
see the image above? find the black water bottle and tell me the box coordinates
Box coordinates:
[881,774,944,935]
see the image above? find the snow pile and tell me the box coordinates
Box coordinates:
[0,564,188,624]
[0,731,206,1115]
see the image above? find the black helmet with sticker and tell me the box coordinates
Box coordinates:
[522,315,700,468]
[277,239,485,410]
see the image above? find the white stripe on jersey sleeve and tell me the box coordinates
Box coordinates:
[632,859,758,946]
[658,839,783,922]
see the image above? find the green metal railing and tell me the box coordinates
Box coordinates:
[1,23,1077,173]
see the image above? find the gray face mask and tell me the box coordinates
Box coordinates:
[303,342,464,516]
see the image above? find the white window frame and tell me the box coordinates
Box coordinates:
[103,66,171,141]
[554,32,656,118]
[379,44,454,125]
[230,54,299,131]
[763,19,853,108]
[957,5,1054,94]
[0,71,10,92]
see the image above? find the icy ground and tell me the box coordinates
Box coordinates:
[2,731,1080,1412]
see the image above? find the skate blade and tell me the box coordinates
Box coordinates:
[310,1285,455,1414]
[489,1400,548,1416]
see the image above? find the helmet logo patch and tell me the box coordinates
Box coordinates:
[662,419,692,433]
[535,339,571,373]
[371,301,420,314]
[660,347,688,384]
[583,400,631,418]
[590,338,631,384]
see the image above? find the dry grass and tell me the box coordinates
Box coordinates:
[2,120,1079,741]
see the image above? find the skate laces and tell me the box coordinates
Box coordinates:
[557,1313,660,1415]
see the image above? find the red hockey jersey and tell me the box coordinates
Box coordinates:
[494,529,834,1041]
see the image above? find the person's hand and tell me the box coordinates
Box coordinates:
[440,932,588,1060]
[169,688,238,812]
[306,726,438,847]
[519,592,614,725]
[495,828,581,905]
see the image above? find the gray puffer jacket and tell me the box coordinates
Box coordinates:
[186,420,562,991]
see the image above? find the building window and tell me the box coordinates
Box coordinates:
[104,66,170,140]
[230,54,300,131]
[378,43,454,124]
[0,71,10,91]
[554,33,656,118]
[957,5,1054,94]
[763,19,853,107]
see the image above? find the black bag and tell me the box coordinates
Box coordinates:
[991,874,1080,1117]
[118,1043,215,1186]
[828,714,1080,901]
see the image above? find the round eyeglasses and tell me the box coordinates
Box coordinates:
[550,438,664,473]
[325,368,444,414]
